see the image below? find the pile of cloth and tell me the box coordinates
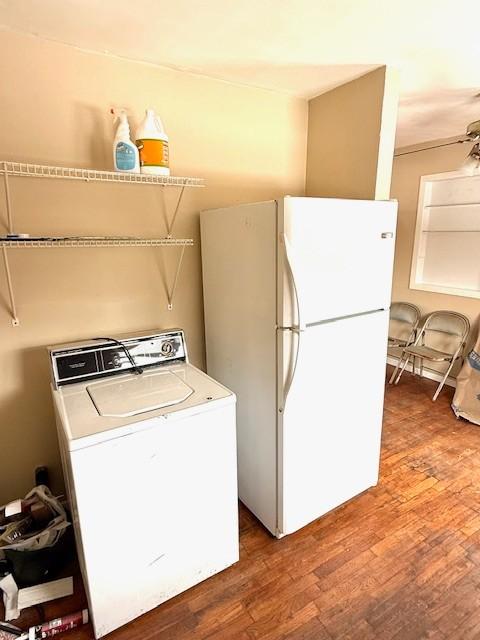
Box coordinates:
[452,325,480,425]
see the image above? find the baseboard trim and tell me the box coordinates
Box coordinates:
[387,356,456,389]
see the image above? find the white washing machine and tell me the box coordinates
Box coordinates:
[49,329,238,639]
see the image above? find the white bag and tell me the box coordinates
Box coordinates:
[452,328,480,426]
[0,485,69,552]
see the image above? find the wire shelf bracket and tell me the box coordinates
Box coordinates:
[166,244,187,311]
[169,186,185,237]
[1,247,19,326]
[3,165,14,234]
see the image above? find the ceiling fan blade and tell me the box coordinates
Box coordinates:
[467,119,480,138]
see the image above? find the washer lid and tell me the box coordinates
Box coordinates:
[87,370,194,417]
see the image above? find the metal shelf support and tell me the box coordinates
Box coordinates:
[165,186,186,238]
[1,247,19,326]
[166,244,187,311]
[3,162,14,234]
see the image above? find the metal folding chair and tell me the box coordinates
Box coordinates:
[391,310,470,401]
[388,302,421,384]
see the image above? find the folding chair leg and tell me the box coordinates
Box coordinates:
[394,353,410,385]
[389,359,400,384]
[432,360,455,402]
[412,356,416,376]
[389,351,405,384]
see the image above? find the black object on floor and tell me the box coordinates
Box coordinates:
[34,467,49,487]
[4,529,73,588]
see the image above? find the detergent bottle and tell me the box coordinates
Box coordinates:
[135,109,170,176]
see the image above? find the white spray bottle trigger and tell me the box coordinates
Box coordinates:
[111,108,131,132]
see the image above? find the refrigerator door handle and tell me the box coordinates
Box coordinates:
[282,327,301,411]
[280,232,304,410]
[282,233,306,332]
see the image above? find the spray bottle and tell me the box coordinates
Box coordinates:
[111,108,140,173]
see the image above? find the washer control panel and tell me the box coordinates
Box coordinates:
[49,329,187,387]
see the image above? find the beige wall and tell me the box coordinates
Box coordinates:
[306,66,398,200]
[0,30,307,504]
[391,139,480,371]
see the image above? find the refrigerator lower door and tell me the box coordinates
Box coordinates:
[278,310,388,536]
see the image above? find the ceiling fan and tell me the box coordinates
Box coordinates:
[395,115,480,169]
[466,119,480,139]
[462,119,480,173]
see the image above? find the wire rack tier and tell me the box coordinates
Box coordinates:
[0,238,194,249]
[0,161,205,187]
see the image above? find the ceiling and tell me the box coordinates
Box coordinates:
[1,0,480,148]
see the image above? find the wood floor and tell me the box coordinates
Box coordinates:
[9,369,480,639]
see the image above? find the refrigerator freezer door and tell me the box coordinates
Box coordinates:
[278,310,389,536]
[278,197,397,326]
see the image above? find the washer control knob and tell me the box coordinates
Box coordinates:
[112,354,122,368]
[160,341,175,356]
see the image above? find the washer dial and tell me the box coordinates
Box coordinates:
[160,340,175,357]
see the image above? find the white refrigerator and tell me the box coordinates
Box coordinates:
[201,197,397,537]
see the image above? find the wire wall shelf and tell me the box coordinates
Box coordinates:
[0,161,205,187]
[0,238,194,249]
[0,160,204,325]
